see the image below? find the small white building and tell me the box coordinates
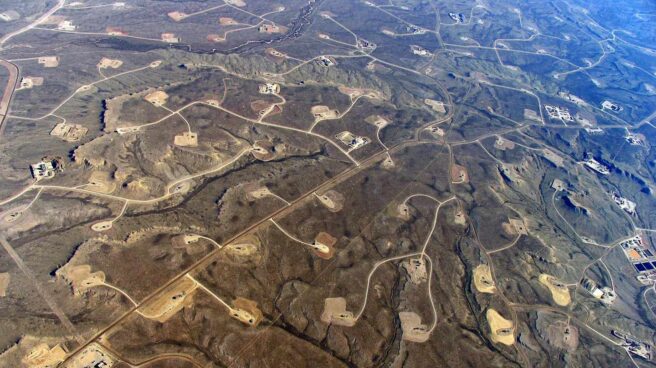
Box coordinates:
[411,45,431,57]
[0,10,20,22]
[584,157,610,175]
[599,287,616,305]
[258,83,280,94]
[161,33,180,43]
[30,161,56,180]
[612,193,636,215]
[601,100,622,112]
[584,127,604,134]
[318,56,335,67]
[545,105,573,122]
[625,133,643,146]
[57,20,76,31]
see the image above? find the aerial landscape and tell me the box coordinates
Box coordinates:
[0,0,655,367]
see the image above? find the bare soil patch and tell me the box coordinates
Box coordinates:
[37,56,59,68]
[97,57,123,69]
[230,297,263,326]
[207,34,226,42]
[321,297,355,326]
[546,321,578,351]
[265,48,287,63]
[311,105,339,120]
[87,171,116,194]
[250,99,271,113]
[473,264,496,293]
[403,258,427,284]
[243,183,272,201]
[316,190,344,212]
[494,137,515,150]
[144,90,168,106]
[252,139,279,161]
[219,17,238,25]
[57,264,106,295]
[106,27,128,36]
[486,309,514,345]
[50,122,87,142]
[91,221,113,232]
[168,11,187,21]
[365,115,391,128]
[541,149,564,167]
[174,132,198,147]
[338,86,384,100]
[171,234,209,255]
[381,155,395,169]
[450,164,468,183]
[454,209,466,225]
[399,312,430,342]
[314,232,337,259]
[524,108,541,122]
[224,234,260,259]
[225,0,246,6]
[138,277,197,323]
[539,274,570,306]
[0,272,9,297]
[508,218,527,235]
[397,203,411,220]
[424,99,446,113]
[258,23,287,34]
[22,343,66,368]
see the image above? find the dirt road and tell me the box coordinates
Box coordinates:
[0,60,18,139]
[0,236,84,344]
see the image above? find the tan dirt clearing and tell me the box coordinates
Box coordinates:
[50,122,88,142]
[37,56,59,68]
[473,264,496,293]
[144,90,168,106]
[321,297,355,326]
[313,232,337,259]
[174,132,198,147]
[486,309,514,345]
[399,312,430,342]
[539,274,571,306]
[316,190,344,212]
[403,258,427,284]
[138,277,197,323]
[424,99,446,113]
[230,297,263,326]
[22,344,66,368]
[57,264,106,295]
[168,11,187,21]
[86,171,116,194]
[311,105,339,120]
[97,57,123,69]
[0,272,9,296]
[450,164,468,183]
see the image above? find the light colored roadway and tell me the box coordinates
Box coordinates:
[97,341,205,368]
[186,274,232,311]
[9,62,158,122]
[0,60,18,131]
[354,195,455,322]
[0,0,65,46]
[58,134,414,365]
[0,236,84,344]
[2,146,252,211]
[4,3,643,361]
[269,219,316,248]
